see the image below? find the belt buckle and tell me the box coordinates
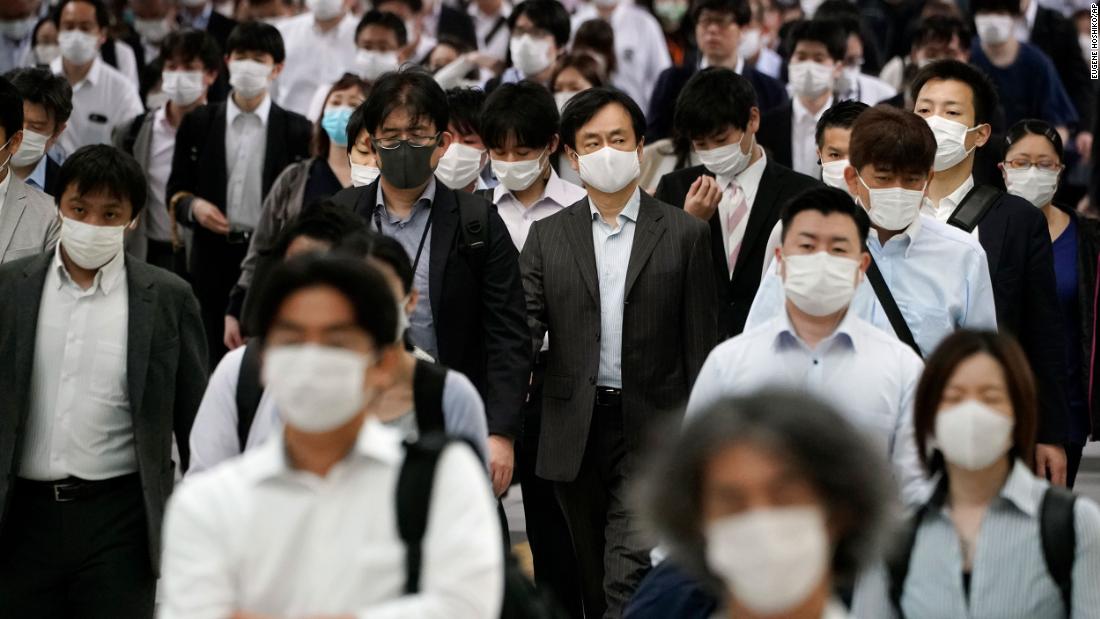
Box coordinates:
[53,483,77,503]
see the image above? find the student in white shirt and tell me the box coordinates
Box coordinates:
[495,0,571,88]
[274,0,359,116]
[468,0,511,64]
[161,254,503,619]
[434,87,489,193]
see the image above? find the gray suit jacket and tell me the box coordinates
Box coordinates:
[0,175,60,264]
[113,111,154,260]
[0,252,209,574]
[521,191,719,481]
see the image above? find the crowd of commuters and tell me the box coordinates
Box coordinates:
[0,0,1098,617]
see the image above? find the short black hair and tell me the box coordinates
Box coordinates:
[360,67,449,136]
[3,67,72,127]
[56,145,148,218]
[814,0,861,30]
[970,0,1020,16]
[160,28,222,72]
[689,0,752,26]
[785,18,847,61]
[57,0,109,29]
[1006,118,1064,161]
[912,15,973,52]
[273,200,369,259]
[357,10,408,47]
[226,21,286,64]
[559,87,645,150]
[780,186,870,249]
[910,59,999,126]
[509,0,572,47]
[573,19,617,75]
[255,254,398,347]
[346,100,369,152]
[336,230,415,295]
[0,77,23,143]
[378,0,423,14]
[446,87,486,138]
[815,100,868,147]
[674,68,756,140]
[480,81,559,150]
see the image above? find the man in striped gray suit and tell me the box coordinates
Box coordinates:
[520,87,719,619]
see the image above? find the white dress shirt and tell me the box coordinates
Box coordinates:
[688,309,930,505]
[791,95,831,178]
[495,168,586,251]
[20,249,134,481]
[1016,0,1040,43]
[469,2,512,62]
[145,107,179,242]
[0,165,11,220]
[51,57,144,155]
[274,12,359,117]
[591,188,641,389]
[921,175,978,239]
[161,419,504,619]
[715,148,767,275]
[110,39,141,88]
[225,94,271,230]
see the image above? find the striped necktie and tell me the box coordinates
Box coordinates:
[724,180,749,274]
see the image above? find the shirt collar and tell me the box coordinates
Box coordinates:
[998,458,1047,517]
[53,55,102,88]
[0,167,12,207]
[922,175,973,223]
[27,155,48,191]
[376,176,437,220]
[589,187,641,223]
[493,166,571,207]
[774,304,858,353]
[253,417,405,482]
[792,94,833,125]
[52,243,126,295]
[227,92,273,126]
[869,213,924,257]
[700,55,744,74]
[469,1,512,20]
[717,146,767,191]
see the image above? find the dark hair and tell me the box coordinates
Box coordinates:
[909,59,998,126]
[480,81,559,150]
[689,0,752,27]
[336,230,415,295]
[360,67,448,137]
[559,87,646,150]
[346,100,369,153]
[779,186,870,249]
[912,15,973,53]
[674,68,756,140]
[446,87,486,138]
[56,145,148,218]
[814,0,860,31]
[273,200,369,258]
[315,73,369,156]
[0,77,24,143]
[255,254,398,347]
[573,19,617,75]
[226,21,286,64]
[643,390,893,595]
[3,67,72,127]
[913,331,1038,473]
[357,10,408,47]
[785,18,847,61]
[550,52,608,90]
[57,0,109,29]
[815,100,868,147]
[160,28,222,72]
[1005,118,1064,162]
[848,104,936,176]
[509,0,572,47]
[378,0,424,15]
[970,0,1020,16]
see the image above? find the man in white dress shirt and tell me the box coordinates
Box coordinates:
[274,0,359,117]
[160,255,503,619]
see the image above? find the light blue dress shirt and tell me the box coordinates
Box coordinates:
[24,155,49,193]
[591,189,641,390]
[746,216,998,356]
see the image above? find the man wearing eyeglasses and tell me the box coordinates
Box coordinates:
[333,68,530,502]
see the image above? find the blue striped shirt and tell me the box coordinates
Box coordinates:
[590,189,641,390]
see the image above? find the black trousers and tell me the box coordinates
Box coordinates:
[0,475,155,618]
[519,362,584,619]
[554,398,652,619]
[1067,442,1086,488]
[191,238,248,367]
[146,238,188,277]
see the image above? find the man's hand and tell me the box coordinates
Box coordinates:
[487,435,515,497]
[1035,443,1067,487]
[683,175,722,222]
[1076,131,1093,163]
[224,315,244,350]
[193,198,230,235]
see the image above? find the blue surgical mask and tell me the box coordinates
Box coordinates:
[321,105,354,146]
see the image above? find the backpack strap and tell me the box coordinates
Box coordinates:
[886,478,945,615]
[1040,485,1077,614]
[412,359,448,436]
[456,191,491,256]
[396,433,452,594]
[865,254,923,358]
[235,339,265,452]
[120,112,148,157]
[484,15,508,46]
[946,185,1001,233]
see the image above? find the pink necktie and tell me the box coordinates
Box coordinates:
[725,182,748,274]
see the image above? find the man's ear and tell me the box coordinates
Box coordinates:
[564,145,580,172]
[858,250,871,274]
[971,122,992,149]
[269,62,284,80]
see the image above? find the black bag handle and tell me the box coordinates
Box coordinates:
[946,185,1001,233]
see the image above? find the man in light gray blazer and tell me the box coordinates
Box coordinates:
[0,76,59,263]
[521,88,719,619]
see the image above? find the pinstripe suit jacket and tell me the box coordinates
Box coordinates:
[521,190,719,482]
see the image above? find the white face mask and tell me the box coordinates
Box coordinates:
[696,133,754,179]
[133,17,173,43]
[59,216,125,269]
[350,161,381,186]
[228,59,272,98]
[738,28,762,59]
[935,399,1014,470]
[781,251,860,316]
[0,17,37,42]
[11,128,50,168]
[836,65,861,94]
[706,506,830,615]
[820,159,849,191]
[787,60,835,98]
[858,174,925,231]
[306,0,346,20]
[974,14,1014,45]
[926,114,980,172]
[35,44,61,65]
[58,30,100,65]
[263,344,372,433]
[435,142,486,190]
[161,70,206,106]
[1005,166,1059,208]
[554,90,579,114]
[355,49,399,81]
[799,0,824,18]
[492,149,547,192]
[510,34,554,78]
[577,146,640,194]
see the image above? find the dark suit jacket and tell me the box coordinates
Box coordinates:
[654,160,820,338]
[1062,208,1100,438]
[0,253,208,574]
[333,181,531,439]
[438,5,478,50]
[1032,7,1095,129]
[756,101,793,169]
[521,191,719,481]
[40,156,61,197]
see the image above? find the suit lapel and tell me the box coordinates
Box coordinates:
[730,161,780,283]
[14,255,51,406]
[566,200,600,305]
[125,259,157,420]
[624,193,666,298]
[428,185,459,326]
[0,178,29,259]
[262,105,284,195]
[209,104,229,207]
[979,200,1007,277]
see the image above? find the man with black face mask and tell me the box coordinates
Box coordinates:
[333,68,530,502]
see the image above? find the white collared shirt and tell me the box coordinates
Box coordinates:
[714,148,767,275]
[51,56,144,155]
[20,248,134,481]
[1015,0,1039,43]
[469,1,512,62]
[494,168,586,251]
[687,309,930,505]
[922,175,978,239]
[145,106,179,242]
[160,419,504,619]
[0,167,12,221]
[791,95,832,178]
[274,12,360,117]
[225,93,272,230]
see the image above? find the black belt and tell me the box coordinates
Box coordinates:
[595,386,622,408]
[15,473,140,503]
